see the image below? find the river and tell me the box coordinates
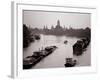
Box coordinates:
[23,34,91,69]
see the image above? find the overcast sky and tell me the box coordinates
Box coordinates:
[23,10,91,29]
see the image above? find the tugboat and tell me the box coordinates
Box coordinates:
[64,58,77,67]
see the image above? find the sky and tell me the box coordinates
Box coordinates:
[23,10,91,29]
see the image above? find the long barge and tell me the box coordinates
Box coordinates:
[23,46,57,69]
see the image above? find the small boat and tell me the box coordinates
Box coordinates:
[64,40,68,44]
[64,58,77,67]
[44,46,57,56]
[34,34,40,40]
[29,37,35,42]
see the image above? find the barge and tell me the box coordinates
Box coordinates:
[73,37,90,56]
[23,46,57,69]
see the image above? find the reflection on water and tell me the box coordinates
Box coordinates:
[23,34,91,68]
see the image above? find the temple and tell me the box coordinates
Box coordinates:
[55,20,62,29]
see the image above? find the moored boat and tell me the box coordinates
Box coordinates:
[23,56,37,69]
[64,40,68,44]
[73,37,90,56]
[34,34,40,40]
[64,58,77,67]
[23,46,57,69]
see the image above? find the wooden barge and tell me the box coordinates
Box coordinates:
[73,37,90,56]
[23,46,57,69]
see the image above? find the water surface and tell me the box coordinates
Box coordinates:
[23,34,91,68]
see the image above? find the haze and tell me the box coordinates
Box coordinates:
[23,10,91,29]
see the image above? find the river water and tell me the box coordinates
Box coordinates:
[23,34,91,69]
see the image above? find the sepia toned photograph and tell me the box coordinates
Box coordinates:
[23,10,91,69]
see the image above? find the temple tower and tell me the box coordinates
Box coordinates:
[57,20,60,26]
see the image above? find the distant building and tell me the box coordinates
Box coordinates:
[55,20,62,30]
[51,25,54,30]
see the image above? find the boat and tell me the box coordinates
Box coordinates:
[29,37,35,42]
[23,46,57,69]
[81,37,90,49]
[73,41,83,56]
[45,46,57,52]
[64,40,68,44]
[64,58,77,67]
[73,37,90,56]
[23,56,37,69]
[34,34,40,40]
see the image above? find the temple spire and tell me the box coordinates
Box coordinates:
[57,20,60,26]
